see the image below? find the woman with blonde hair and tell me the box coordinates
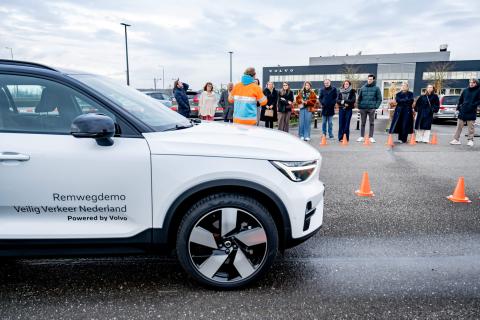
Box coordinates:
[389,82,415,143]
[198,82,218,121]
[295,81,317,141]
[261,82,278,129]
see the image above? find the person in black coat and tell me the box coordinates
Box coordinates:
[414,84,440,143]
[277,82,294,132]
[337,80,356,141]
[261,82,278,129]
[319,79,338,139]
[390,82,414,143]
[450,78,480,146]
[173,79,190,118]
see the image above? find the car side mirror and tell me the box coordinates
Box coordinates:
[71,113,115,146]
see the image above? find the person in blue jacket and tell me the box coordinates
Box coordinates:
[390,82,414,143]
[173,79,190,118]
[319,79,338,139]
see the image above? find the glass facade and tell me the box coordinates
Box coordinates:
[269,73,370,83]
[422,71,480,80]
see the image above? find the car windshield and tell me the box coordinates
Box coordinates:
[70,74,191,131]
[442,96,459,105]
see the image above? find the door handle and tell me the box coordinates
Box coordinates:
[0,152,30,161]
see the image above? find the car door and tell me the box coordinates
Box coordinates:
[0,73,152,239]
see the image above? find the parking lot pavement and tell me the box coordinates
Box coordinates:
[1,119,479,319]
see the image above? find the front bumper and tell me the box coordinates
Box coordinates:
[434,111,457,120]
[278,173,325,243]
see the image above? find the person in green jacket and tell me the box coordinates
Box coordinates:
[356,74,382,143]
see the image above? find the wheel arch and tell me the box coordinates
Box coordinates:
[157,179,292,251]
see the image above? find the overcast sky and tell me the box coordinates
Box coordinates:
[1,0,479,90]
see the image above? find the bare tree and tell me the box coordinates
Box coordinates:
[341,64,362,90]
[425,62,454,94]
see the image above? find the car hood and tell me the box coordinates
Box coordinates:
[143,122,320,161]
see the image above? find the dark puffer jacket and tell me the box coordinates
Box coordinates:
[358,81,382,109]
[457,85,480,121]
[173,83,190,117]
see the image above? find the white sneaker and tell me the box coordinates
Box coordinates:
[356,137,364,142]
[300,136,304,140]
[305,137,311,141]
[467,140,474,147]
[369,137,376,143]
[450,139,461,145]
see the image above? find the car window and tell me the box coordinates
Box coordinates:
[0,74,116,134]
[149,93,166,100]
[71,74,190,131]
[442,96,459,105]
[6,85,46,114]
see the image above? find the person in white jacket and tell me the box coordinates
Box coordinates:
[199,82,218,121]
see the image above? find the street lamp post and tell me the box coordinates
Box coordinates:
[158,66,165,89]
[120,23,131,86]
[5,47,13,60]
[228,51,233,83]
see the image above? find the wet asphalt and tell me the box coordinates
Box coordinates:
[1,118,479,319]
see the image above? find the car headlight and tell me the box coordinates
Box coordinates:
[270,160,318,182]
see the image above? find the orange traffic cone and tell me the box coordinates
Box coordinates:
[447,177,471,203]
[386,134,394,147]
[363,134,371,146]
[430,132,438,145]
[355,171,375,197]
[341,134,348,146]
[409,133,417,145]
[320,134,327,146]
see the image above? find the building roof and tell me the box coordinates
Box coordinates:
[309,51,451,66]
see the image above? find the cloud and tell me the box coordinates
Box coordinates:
[0,0,480,90]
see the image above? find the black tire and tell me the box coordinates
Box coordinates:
[176,193,278,289]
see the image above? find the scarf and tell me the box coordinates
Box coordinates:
[340,86,352,101]
[302,88,310,101]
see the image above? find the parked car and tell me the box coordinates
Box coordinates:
[144,91,173,107]
[433,95,460,121]
[0,59,325,289]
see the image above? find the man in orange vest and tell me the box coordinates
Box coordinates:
[229,67,267,125]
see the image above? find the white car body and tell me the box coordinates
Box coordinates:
[1,123,324,240]
[0,61,324,288]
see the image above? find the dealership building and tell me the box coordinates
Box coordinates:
[262,46,480,99]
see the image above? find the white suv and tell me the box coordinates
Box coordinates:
[0,60,324,289]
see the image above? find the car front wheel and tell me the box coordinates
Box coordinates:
[176,193,278,289]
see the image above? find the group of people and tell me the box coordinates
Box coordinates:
[389,79,480,146]
[172,67,480,146]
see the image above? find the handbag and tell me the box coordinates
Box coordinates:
[265,108,274,117]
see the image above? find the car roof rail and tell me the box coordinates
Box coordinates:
[0,59,58,72]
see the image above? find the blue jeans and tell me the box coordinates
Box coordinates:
[322,115,334,138]
[298,108,312,139]
[338,108,353,141]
